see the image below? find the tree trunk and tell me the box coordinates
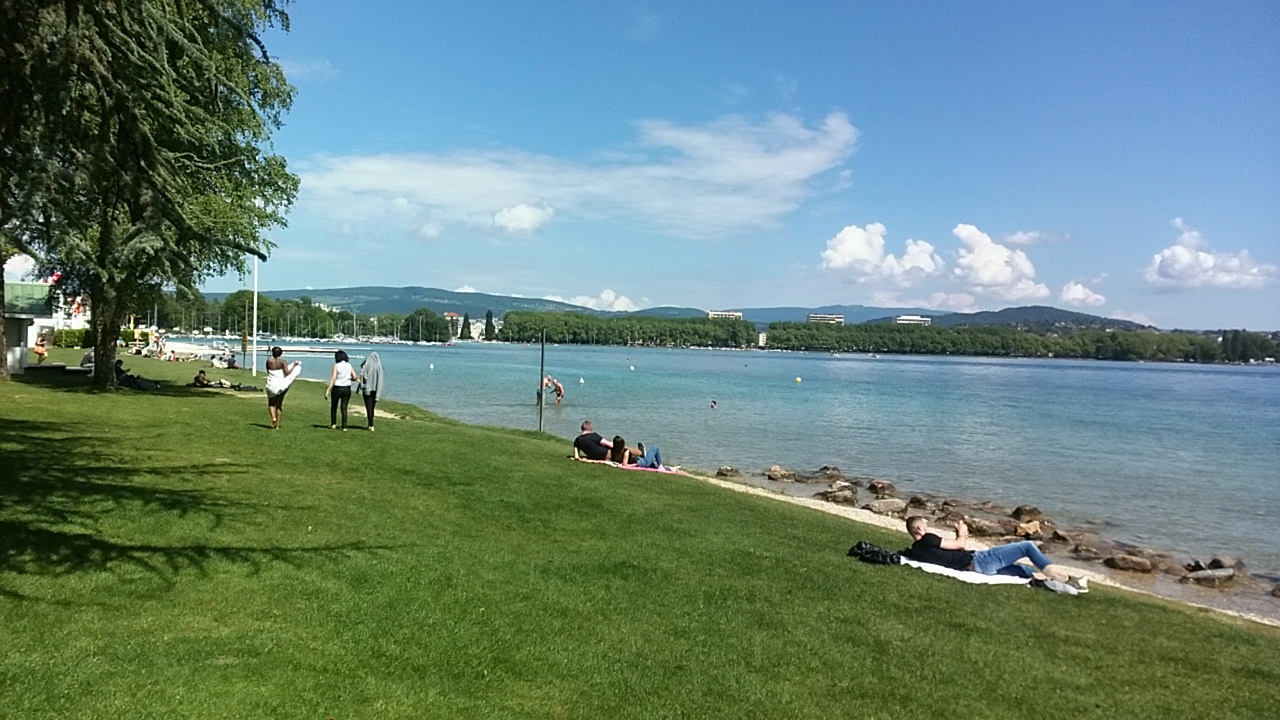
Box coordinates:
[0,266,9,382]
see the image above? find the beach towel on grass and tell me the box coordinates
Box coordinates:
[900,558,1031,586]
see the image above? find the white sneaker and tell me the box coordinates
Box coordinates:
[1066,575,1090,593]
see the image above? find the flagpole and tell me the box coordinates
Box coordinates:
[251,256,259,377]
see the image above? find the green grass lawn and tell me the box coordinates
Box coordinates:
[4,349,1279,719]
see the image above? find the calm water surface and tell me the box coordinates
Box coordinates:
[279,342,1280,576]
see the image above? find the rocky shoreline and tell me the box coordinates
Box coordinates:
[705,463,1280,626]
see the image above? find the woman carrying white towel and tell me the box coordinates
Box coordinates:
[265,346,303,430]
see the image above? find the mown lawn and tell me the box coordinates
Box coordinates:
[3,350,1279,719]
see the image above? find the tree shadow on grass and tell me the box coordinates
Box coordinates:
[0,418,394,602]
[11,370,259,399]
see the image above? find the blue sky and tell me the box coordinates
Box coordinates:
[9,2,1277,330]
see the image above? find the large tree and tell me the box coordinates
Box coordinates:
[2,0,298,386]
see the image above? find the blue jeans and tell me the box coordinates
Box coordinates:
[971,541,1053,578]
[634,445,662,469]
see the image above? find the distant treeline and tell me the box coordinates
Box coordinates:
[498,311,1276,363]
[764,323,1276,362]
[498,311,759,347]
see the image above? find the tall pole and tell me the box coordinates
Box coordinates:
[538,329,546,432]
[251,256,259,377]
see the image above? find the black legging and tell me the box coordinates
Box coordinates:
[363,391,377,428]
[330,385,352,428]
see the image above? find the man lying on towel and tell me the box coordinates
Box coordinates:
[905,516,1087,590]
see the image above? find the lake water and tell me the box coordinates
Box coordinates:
[271,342,1280,578]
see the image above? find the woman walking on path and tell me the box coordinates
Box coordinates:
[358,352,385,431]
[325,350,357,430]
[265,346,303,429]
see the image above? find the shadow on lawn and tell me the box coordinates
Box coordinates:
[12,369,258,399]
[0,418,391,601]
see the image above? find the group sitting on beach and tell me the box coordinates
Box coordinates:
[572,420,670,470]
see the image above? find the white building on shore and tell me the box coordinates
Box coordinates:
[895,315,932,326]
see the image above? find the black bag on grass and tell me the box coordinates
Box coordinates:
[848,540,902,565]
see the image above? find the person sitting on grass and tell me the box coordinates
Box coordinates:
[114,359,158,390]
[193,370,233,388]
[572,420,614,460]
[904,515,1088,592]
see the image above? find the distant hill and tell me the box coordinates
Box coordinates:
[872,305,1154,333]
[205,287,1153,332]
[206,286,602,319]
[732,304,937,325]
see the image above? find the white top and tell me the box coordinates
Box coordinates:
[333,361,356,387]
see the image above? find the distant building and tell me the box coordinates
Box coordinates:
[807,313,844,324]
[895,315,932,326]
[707,310,743,320]
[758,332,768,347]
[442,312,462,338]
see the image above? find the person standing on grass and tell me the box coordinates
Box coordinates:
[358,351,385,432]
[904,516,1088,591]
[33,332,48,364]
[265,346,302,429]
[325,350,357,431]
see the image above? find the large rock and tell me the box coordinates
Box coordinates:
[1049,530,1075,544]
[1180,568,1236,589]
[1011,505,1048,523]
[906,495,935,510]
[1072,544,1104,561]
[863,498,908,516]
[815,489,858,505]
[815,465,846,481]
[764,465,796,482]
[1015,521,1043,540]
[1208,555,1247,575]
[965,518,1015,537]
[715,466,741,478]
[1104,555,1154,573]
[1272,586,1280,599]
[867,480,896,497]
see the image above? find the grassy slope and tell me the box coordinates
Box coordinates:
[3,350,1278,719]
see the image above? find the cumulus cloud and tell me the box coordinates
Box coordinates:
[952,224,1050,301]
[1060,281,1106,307]
[545,289,640,312]
[1111,310,1154,326]
[1142,218,1275,290]
[820,222,944,286]
[493,204,554,233]
[3,254,36,281]
[299,112,857,241]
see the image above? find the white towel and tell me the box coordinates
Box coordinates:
[265,362,302,397]
[900,558,1030,585]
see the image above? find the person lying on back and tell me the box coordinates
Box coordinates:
[904,515,1086,591]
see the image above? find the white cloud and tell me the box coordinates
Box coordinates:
[454,285,477,293]
[925,292,977,312]
[1060,281,1106,307]
[1143,218,1275,290]
[299,112,857,241]
[952,224,1050,301]
[493,204,554,234]
[1002,231,1044,245]
[279,57,336,80]
[1111,310,1154,326]
[820,222,944,286]
[544,289,640,312]
[3,254,36,281]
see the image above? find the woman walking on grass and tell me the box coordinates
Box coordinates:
[358,351,385,431]
[325,350,357,430]
[265,346,302,429]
